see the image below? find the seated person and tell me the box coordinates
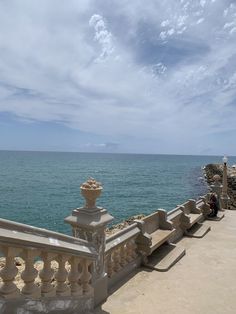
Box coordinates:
[208,193,218,217]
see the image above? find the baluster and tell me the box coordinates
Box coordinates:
[106,252,113,278]
[21,249,41,298]
[0,246,22,299]
[120,244,127,267]
[55,255,70,296]
[68,257,82,296]
[113,248,121,273]
[40,252,57,297]
[72,227,77,237]
[80,259,93,295]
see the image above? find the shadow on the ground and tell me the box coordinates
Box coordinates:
[206,216,222,221]
[94,267,153,313]
[108,266,152,295]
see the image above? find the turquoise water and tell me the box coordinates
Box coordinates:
[0,151,231,235]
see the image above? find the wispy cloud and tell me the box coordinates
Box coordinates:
[89,14,114,61]
[0,0,236,154]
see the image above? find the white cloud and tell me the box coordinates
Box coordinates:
[196,18,204,24]
[200,0,206,8]
[161,20,170,27]
[0,0,235,154]
[89,14,114,61]
[152,63,167,76]
[167,28,175,36]
[224,22,235,29]
[160,31,167,40]
[230,27,236,35]
[222,5,236,36]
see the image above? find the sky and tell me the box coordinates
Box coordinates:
[0,0,236,155]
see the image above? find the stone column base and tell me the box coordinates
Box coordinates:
[93,273,108,307]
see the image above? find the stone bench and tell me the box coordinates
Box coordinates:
[179,199,210,238]
[196,196,212,218]
[135,210,185,271]
[135,209,175,256]
[197,195,225,221]
[179,199,203,228]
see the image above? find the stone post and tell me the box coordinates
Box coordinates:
[64,178,114,306]
[210,174,223,210]
[221,157,230,209]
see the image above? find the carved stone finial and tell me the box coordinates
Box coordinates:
[80,178,103,209]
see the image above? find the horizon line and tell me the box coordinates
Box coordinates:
[0,149,232,158]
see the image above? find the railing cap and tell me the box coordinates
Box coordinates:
[0,227,97,260]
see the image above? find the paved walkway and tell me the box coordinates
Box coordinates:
[95,211,236,314]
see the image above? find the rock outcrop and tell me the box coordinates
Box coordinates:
[205,163,236,209]
[106,214,146,236]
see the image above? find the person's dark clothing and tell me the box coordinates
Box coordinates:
[208,194,218,217]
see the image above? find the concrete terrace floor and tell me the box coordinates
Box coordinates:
[95,210,236,314]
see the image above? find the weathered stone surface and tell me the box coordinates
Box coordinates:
[0,296,93,314]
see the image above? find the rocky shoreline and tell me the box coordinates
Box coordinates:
[204,163,236,209]
[105,214,146,236]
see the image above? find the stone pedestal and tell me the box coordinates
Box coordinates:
[64,178,114,306]
[221,162,230,210]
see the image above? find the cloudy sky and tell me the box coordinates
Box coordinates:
[0,0,235,155]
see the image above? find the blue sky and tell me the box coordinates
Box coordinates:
[0,0,236,155]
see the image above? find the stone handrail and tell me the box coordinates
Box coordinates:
[0,218,92,251]
[0,220,97,302]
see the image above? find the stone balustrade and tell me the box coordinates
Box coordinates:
[0,218,97,313]
[105,224,141,288]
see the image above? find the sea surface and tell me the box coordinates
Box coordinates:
[0,151,233,235]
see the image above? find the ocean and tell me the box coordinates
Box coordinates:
[0,151,231,235]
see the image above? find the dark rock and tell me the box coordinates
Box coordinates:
[204,163,236,207]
